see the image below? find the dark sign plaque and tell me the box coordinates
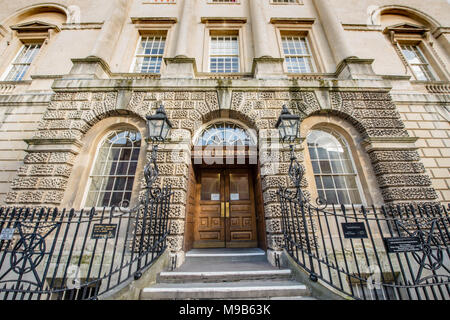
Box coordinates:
[384,237,423,253]
[91,224,117,239]
[341,222,368,239]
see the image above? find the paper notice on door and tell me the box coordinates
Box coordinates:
[211,193,220,201]
[230,193,240,201]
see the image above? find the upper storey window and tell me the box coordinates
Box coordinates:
[3,43,41,81]
[144,0,176,3]
[133,35,166,73]
[281,36,315,73]
[208,0,239,3]
[400,44,436,81]
[383,22,448,82]
[209,35,240,73]
[271,0,301,3]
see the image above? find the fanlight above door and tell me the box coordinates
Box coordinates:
[195,122,256,147]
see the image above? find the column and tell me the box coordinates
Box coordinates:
[67,0,131,79]
[313,0,380,79]
[313,0,354,63]
[249,0,271,58]
[249,0,285,79]
[174,0,198,57]
[90,0,131,62]
[162,0,198,79]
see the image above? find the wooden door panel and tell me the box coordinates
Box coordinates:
[183,165,196,251]
[230,231,252,241]
[193,170,225,248]
[226,169,257,248]
[194,168,258,249]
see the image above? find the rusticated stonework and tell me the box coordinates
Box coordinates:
[5,88,439,253]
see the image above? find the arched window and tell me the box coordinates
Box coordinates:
[195,121,255,146]
[307,129,363,205]
[84,130,141,207]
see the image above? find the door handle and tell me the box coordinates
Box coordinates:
[226,202,230,218]
[221,202,225,218]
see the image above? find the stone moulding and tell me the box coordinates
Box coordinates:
[131,17,178,25]
[200,17,247,24]
[269,18,315,25]
[425,82,450,94]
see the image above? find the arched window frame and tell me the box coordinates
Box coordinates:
[81,128,143,208]
[305,128,366,206]
[193,119,257,147]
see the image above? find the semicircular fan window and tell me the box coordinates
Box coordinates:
[196,122,255,147]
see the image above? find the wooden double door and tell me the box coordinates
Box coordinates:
[193,168,258,248]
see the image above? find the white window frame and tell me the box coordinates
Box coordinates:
[207,0,240,3]
[280,35,316,73]
[208,34,240,73]
[143,0,176,3]
[306,128,366,206]
[1,43,42,81]
[130,34,167,74]
[271,0,303,4]
[82,129,142,209]
[398,43,438,81]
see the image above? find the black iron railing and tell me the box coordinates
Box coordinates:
[278,188,450,300]
[0,185,172,300]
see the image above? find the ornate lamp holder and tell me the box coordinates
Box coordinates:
[144,103,172,192]
[276,105,327,210]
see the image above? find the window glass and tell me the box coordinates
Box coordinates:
[4,44,41,81]
[400,44,435,81]
[230,174,249,200]
[210,36,239,73]
[307,129,363,204]
[281,36,315,73]
[85,130,141,207]
[196,122,254,146]
[201,174,221,201]
[134,36,166,73]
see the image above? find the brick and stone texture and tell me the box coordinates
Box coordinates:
[5,87,439,253]
[395,102,450,202]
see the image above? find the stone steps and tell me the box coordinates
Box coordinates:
[158,269,292,283]
[141,280,309,300]
[140,248,314,300]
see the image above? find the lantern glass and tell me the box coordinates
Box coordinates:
[161,120,171,141]
[283,118,299,141]
[148,118,164,141]
[276,106,300,142]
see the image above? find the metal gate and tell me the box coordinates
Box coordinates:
[278,188,450,300]
[0,185,172,300]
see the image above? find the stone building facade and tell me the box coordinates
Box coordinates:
[0,0,448,261]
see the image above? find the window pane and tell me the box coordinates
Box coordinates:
[210,35,239,73]
[281,36,314,73]
[5,44,41,81]
[307,129,363,205]
[196,122,254,146]
[134,36,166,73]
[230,174,249,200]
[86,130,141,207]
[400,44,435,81]
[201,174,221,201]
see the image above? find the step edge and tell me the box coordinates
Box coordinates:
[142,285,308,293]
[185,252,266,258]
[159,270,291,277]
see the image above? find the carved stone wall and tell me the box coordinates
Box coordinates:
[5,88,439,253]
